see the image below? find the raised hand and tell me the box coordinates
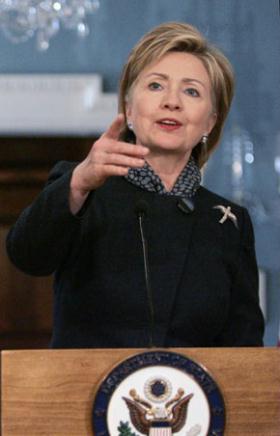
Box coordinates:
[69,114,149,213]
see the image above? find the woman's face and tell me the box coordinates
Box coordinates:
[126,51,217,158]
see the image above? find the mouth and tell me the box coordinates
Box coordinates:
[156,118,182,131]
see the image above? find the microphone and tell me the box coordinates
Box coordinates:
[134,199,149,218]
[177,197,195,215]
[134,200,155,348]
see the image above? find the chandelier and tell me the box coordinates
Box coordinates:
[0,0,100,51]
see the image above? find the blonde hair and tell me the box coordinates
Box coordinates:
[118,22,235,167]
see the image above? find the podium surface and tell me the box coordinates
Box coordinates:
[1,347,280,435]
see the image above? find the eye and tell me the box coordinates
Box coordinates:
[184,87,200,97]
[148,82,163,91]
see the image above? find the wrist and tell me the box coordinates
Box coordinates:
[70,165,89,197]
[69,167,90,215]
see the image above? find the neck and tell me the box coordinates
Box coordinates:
[145,150,191,192]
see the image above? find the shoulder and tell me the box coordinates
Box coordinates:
[196,186,243,210]
[40,161,80,191]
[47,161,79,183]
[196,186,247,219]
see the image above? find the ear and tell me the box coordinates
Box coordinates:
[207,112,217,134]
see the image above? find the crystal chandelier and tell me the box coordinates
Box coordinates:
[0,0,100,51]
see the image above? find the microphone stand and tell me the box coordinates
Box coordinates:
[136,202,155,348]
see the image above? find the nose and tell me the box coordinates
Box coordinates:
[161,88,182,111]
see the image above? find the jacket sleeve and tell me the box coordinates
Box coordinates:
[215,207,265,346]
[6,161,83,276]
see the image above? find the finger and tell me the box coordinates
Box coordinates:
[104,153,146,168]
[105,141,149,157]
[104,113,125,140]
[102,165,129,177]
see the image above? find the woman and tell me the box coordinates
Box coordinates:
[6,22,264,348]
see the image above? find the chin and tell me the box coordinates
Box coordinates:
[150,140,187,153]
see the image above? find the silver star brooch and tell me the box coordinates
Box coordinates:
[213,205,238,229]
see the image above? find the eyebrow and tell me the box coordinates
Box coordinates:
[144,72,206,88]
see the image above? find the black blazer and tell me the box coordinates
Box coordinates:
[6,161,264,348]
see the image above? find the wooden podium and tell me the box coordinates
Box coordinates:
[1,347,280,435]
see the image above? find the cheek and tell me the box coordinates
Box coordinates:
[190,107,214,129]
[129,92,157,121]
[131,108,153,133]
[131,100,148,119]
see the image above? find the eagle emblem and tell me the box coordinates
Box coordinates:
[92,351,226,435]
[122,383,193,435]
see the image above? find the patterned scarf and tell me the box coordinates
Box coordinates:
[125,155,201,198]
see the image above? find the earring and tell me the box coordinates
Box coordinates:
[127,121,133,131]
[201,134,208,145]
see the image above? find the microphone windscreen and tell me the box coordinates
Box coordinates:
[134,199,149,217]
[177,198,195,214]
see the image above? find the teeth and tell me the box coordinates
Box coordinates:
[161,120,177,125]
